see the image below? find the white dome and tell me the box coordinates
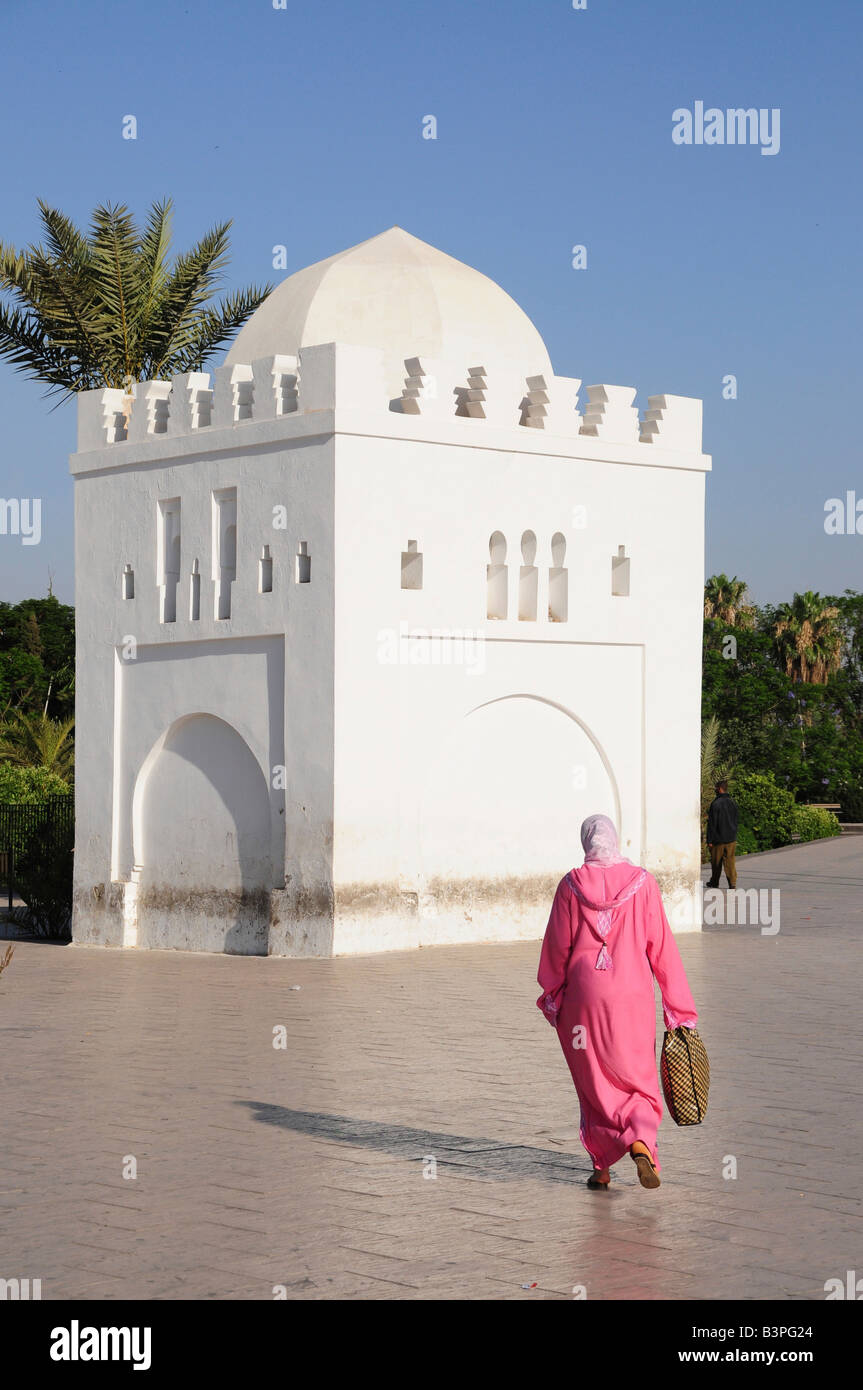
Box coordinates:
[226,227,553,399]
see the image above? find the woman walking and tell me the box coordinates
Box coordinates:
[536,814,698,1189]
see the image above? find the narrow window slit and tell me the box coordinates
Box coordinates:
[401,539,423,590]
[612,544,630,597]
[213,487,237,619]
[158,499,181,623]
[190,558,201,620]
[548,531,568,621]
[519,529,538,621]
[260,545,273,593]
[487,531,508,619]
[296,541,311,584]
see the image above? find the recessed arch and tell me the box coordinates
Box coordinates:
[132,712,273,952]
[419,692,624,884]
[467,693,622,828]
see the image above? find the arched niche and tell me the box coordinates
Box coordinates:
[133,712,271,887]
[419,693,622,881]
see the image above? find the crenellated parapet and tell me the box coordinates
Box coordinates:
[579,385,640,443]
[75,342,704,455]
[639,393,703,450]
[522,374,583,435]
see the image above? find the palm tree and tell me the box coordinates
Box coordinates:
[772,591,842,684]
[0,710,75,778]
[703,574,756,629]
[0,198,272,403]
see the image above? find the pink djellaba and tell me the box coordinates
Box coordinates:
[536,814,697,1175]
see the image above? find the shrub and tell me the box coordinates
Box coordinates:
[0,764,70,803]
[730,771,841,852]
[734,823,759,856]
[731,772,797,852]
[793,804,841,842]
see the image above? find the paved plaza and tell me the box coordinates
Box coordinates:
[1,836,861,1301]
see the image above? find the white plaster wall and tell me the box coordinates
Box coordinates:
[71,429,336,953]
[331,427,704,952]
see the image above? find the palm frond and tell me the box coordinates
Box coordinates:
[135,197,174,338]
[0,243,38,301]
[0,198,273,394]
[88,202,144,384]
[36,200,94,270]
[0,302,84,393]
[156,284,273,377]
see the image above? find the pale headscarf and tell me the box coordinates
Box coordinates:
[574,813,641,969]
[580,813,631,866]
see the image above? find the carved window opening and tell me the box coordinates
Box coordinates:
[548,531,568,622]
[213,488,237,619]
[158,499,181,623]
[296,540,311,584]
[190,558,201,621]
[519,530,538,621]
[487,530,508,619]
[401,539,423,590]
[612,544,630,597]
[259,544,273,594]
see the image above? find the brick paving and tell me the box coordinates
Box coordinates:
[1,835,861,1301]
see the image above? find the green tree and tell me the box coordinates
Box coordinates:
[0,710,75,778]
[772,591,842,684]
[0,198,272,402]
[0,596,75,718]
[0,649,46,714]
[701,606,862,803]
[703,574,756,629]
[15,597,74,675]
[21,609,42,659]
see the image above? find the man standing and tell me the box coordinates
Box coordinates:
[706,780,739,888]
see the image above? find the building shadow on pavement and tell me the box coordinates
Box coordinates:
[241,1101,595,1185]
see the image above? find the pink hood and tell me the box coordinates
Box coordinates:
[567,862,648,971]
[568,861,646,911]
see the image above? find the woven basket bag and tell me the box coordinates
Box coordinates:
[660,1025,710,1126]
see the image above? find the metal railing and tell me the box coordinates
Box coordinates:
[0,796,74,911]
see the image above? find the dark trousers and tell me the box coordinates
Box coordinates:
[708,841,737,889]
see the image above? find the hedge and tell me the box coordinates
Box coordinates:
[730,771,841,854]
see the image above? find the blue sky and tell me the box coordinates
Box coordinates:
[1,0,860,606]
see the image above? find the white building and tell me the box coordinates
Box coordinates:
[70,227,710,957]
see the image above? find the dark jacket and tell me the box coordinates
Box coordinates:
[707,792,739,845]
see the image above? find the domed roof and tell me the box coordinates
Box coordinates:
[226,226,553,399]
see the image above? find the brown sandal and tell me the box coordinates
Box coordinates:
[630,1143,661,1189]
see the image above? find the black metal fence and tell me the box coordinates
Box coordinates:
[0,796,74,910]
